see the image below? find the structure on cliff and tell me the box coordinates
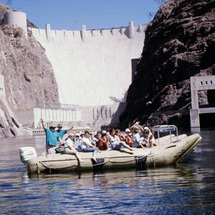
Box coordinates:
[2,10,146,129]
[120,0,215,130]
[3,10,28,38]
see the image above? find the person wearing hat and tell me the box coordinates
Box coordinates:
[56,123,74,146]
[124,128,133,147]
[131,127,142,148]
[133,123,157,148]
[79,130,99,161]
[142,127,157,147]
[41,118,58,155]
[129,122,147,148]
[74,133,81,149]
[64,134,82,164]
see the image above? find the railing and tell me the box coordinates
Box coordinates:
[153,125,179,145]
[36,102,80,110]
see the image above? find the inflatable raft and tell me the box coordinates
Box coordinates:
[20,125,202,174]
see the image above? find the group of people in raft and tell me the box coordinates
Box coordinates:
[41,118,157,164]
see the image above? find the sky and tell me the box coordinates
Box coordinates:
[0,0,162,30]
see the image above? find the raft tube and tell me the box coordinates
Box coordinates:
[23,133,201,174]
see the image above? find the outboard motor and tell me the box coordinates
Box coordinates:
[19,147,37,165]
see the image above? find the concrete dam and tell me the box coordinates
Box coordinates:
[30,23,146,106]
[4,10,146,128]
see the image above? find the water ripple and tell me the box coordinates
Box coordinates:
[0,131,215,214]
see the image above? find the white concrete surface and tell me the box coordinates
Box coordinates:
[15,107,81,128]
[30,22,146,106]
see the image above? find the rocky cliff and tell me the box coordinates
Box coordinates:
[120,0,215,129]
[0,26,59,110]
[0,3,60,137]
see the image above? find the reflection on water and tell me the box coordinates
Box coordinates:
[0,131,215,215]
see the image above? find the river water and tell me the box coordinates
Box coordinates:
[0,130,215,215]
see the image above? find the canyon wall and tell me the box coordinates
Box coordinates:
[0,4,60,137]
[120,0,215,129]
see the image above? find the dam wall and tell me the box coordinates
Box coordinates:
[30,21,146,107]
[3,10,146,127]
[15,107,81,128]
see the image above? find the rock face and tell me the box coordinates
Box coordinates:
[0,3,60,137]
[0,3,10,21]
[120,0,215,129]
[0,26,59,110]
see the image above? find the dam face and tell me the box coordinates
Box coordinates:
[30,22,146,107]
[3,11,146,127]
